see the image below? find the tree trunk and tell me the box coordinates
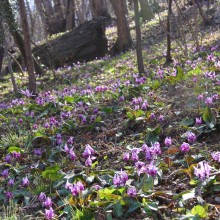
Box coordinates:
[53,0,64,23]
[0,20,4,74]
[90,0,111,20]
[110,0,133,54]
[134,0,145,74]
[18,0,37,94]
[34,0,51,35]
[195,0,210,26]
[166,0,172,64]
[139,0,154,22]
[66,0,75,30]
[2,0,44,76]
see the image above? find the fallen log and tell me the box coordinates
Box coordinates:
[11,17,108,71]
[35,17,108,68]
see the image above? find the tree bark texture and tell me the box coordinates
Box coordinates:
[12,17,108,70]
[18,0,37,94]
[110,0,133,54]
[134,0,145,74]
[166,0,172,63]
[66,0,75,30]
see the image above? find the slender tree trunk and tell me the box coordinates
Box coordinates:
[0,21,4,74]
[195,0,210,26]
[110,0,133,54]
[166,0,172,64]
[18,0,37,94]
[66,0,75,30]
[134,0,145,75]
[2,0,43,76]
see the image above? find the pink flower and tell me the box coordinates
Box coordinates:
[22,176,30,187]
[194,161,210,181]
[123,152,130,161]
[127,186,137,197]
[45,207,55,220]
[164,137,172,146]
[44,197,52,208]
[82,144,95,158]
[196,117,202,125]
[180,142,190,153]
[187,131,196,143]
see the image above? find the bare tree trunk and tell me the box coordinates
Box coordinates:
[25,0,35,38]
[34,0,51,35]
[140,0,154,22]
[110,0,133,54]
[18,0,37,94]
[166,0,172,64]
[66,0,75,30]
[0,21,4,74]
[2,0,44,76]
[90,0,111,20]
[195,0,210,26]
[53,0,64,23]
[134,0,145,75]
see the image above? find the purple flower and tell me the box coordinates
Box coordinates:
[123,152,130,161]
[158,115,164,122]
[120,170,128,185]
[151,142,161,156]
[76,181,84,191]
[5,191,13,199]
[197,94,204,100]
[33,148,43,156]
[1,169,9,178]
[180,142,190,153]
[92,184,101,190]
[194,161,210,181]
[85,156,92,167]
[20,88,34,98]
[127,186,137,197]
[150,113,156,119]
[8,179,14,186]
[44,197,52,208]
[67,136,74,145]
[39,192,47,202]
[141,101,148,110]
[196,117,202,125]
[82,144,95,158]
[65,181,73,190]
[135,161,145,176]
[187,131,196,143]
[44,122,50,129]
[11,151,21,159]
[18,118,23,124]
[211,152,220,162]
[64,144,69,153]
[22,176,30,187]
[70,184,80,196]
[113,174,121,187]
[45,207,55,220]
[69,148,77,160]
[164,137,172,146]
[147,161,157,177]
[205,97,213,105]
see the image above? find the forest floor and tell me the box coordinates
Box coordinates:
[0,5,220,220]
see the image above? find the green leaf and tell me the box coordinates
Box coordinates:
[202,106,213,123]
[127,112,135,120]
[113,202,123,218]
[176,66,185,81]
[191,205,207,218]
[142,175,154,192]
[8,146,22,153]
[95,116,102,123]
[127,201,141,213]
[42,165,63,181]
[64,96,76,104]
